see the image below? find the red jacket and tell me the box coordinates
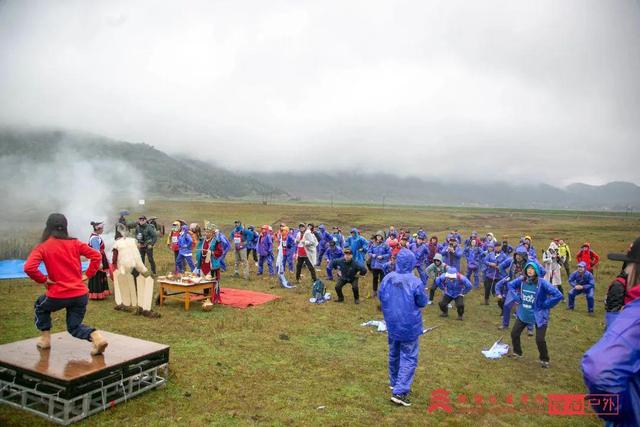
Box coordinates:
[24,237,102,299]
[576,243,600,271]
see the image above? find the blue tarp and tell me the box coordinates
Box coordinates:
[0,259,90,280]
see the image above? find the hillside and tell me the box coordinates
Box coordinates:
[251,172,640,211]
[0,128,284,199]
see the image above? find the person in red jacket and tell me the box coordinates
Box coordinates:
[576,242,600,273]
[23,213,108,355]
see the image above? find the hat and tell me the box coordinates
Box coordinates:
[417,231,427,240]
[433,253,443,263]
[248,225,255,230]
[329,239,336,246]
[46,213,67,230]
[524,262,540,276]
[445,267,457,279]
[204,221,216,231]
[344,248,353,254]
[608,237,640,264]
[577,261,587,268]
[351,228,358,233]
[524,235,532,241]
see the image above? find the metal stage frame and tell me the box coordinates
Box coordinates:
[0,361,168,425]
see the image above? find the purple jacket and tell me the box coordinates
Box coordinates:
[257,233,273,256]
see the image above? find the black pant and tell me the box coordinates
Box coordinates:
[562,259,571,277]
[439,294,464,316]
[335,278,359,301]
[556,284,564,296]
[295,256,317,281]
[511,318,549,362]
[429,284,438,302]
[483,277,496,302]
[34,294,94,340]
[371,269,384,292]
[139,246,156,274]
[246,248,258,262]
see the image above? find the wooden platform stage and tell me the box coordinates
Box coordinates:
[0,332,170,425]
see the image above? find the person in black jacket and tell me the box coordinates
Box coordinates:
[329,248,367,304]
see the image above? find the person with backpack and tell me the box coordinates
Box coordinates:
[229,220,250,279]
[576,242,600,273]
[567,261,596,315]
[378,248,427,407]
[435,267,472,320]
[582,236,640,426]
[329,248,367,304]
[24,213,107,355]
[507,262,563,368]
[135,215,157,275]
[368,232,391,297]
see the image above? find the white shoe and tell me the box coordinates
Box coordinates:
[448,303,453,308]
[427,301,433,305]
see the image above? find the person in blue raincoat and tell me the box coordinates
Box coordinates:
[218,232,231,272]
[345,228,369,264]
[257,225,274,275]
[325,239,344,281]
[567,261,595,314]
[435,267,472,320]
[440,237,463,271]
[507,262,563,367]
[176,225,196,273]
[378,248,427,407]
[409,231,429,287]
[245,225,259,265]
[463,239,482,289]
[581,237,640,426]
[315,224,332,267]
[332,226,345,248]
[368,232,391,296]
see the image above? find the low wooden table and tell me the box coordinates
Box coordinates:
[158,279,216,311]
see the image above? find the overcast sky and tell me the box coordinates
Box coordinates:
[0,0,639,185]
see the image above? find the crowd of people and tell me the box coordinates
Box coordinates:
[21,211,640,423]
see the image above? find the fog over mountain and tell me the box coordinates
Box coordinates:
[0,1,639,186]
[2,128,638,212]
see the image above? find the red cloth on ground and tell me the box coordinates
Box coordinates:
[217,288,279,308]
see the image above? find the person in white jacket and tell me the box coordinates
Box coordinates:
[295,223,318,283]
[543,241,563,295]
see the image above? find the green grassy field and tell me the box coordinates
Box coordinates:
[1,200,638,426]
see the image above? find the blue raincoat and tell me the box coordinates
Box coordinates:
[379,249,427,396]
[582,298,640,427]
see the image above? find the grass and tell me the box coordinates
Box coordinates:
[1,200,638,426]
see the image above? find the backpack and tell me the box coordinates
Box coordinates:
[312,279,326,300]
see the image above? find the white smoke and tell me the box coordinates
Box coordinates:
[0,144,145,259]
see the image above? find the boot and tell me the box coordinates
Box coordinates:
[36,331,51,350]
[90,331,108,355]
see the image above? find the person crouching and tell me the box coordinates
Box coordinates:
[435,267,472,320]
[378,248,427,407]
[329,248,367,304]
